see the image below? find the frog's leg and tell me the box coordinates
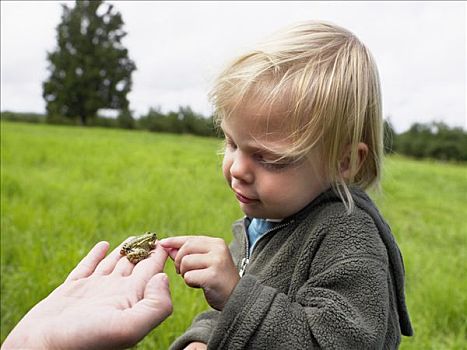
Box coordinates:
[126,248,150,264]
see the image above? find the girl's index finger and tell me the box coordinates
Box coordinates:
[159,237,191,274]
[158,236,192,249]
[159,236,214,274]
[159,236,214,257]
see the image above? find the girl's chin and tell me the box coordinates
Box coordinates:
[239,202,282,219]
[239,202,260,216]
[240,201,301,220]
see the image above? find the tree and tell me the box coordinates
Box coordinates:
[137,106,217,136]
[43,0,136,125]
[393,121,467,161]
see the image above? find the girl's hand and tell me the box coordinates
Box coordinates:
[184,341,208,350]
[160,236,240,311]
[2,241,172,350]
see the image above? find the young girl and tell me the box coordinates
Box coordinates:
[160,20,413,349]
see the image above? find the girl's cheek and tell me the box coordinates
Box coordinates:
[222,155,232,182]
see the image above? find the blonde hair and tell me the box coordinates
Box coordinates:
[210,21,383,211]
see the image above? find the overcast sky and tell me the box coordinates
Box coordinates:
[1,1,465,132]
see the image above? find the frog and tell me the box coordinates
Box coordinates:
[120,232,158,264]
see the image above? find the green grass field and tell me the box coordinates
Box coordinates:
[1,121,466,349]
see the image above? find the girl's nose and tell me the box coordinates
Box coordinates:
[230,151,254,184]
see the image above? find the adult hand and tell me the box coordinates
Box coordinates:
[2,241,172,350]
[160,236,239,311]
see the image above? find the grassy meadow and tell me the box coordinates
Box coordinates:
[1,121,466,349]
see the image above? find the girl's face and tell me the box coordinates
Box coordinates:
[221,106,330,219]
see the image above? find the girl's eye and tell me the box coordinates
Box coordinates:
[254,154,292,170]
[225,138,237,150]
[261,161,291,170]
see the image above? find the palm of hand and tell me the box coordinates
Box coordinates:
[3,241,172,350]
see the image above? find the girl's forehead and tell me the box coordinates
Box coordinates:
[221,106,294,156]
[224,101,290,137]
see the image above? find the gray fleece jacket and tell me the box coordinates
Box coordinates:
[170,188,413,349]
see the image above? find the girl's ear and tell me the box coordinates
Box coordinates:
[339,143,369,180]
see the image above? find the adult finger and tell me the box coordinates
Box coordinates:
[124,273,173,339]
[94,240,129,275]
[112,254,136,276]
[132,245,169,284]
[66,241,109,281]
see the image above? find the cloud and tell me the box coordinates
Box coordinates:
[1,1,465,132]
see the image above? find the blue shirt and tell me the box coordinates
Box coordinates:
[247,218,281,255]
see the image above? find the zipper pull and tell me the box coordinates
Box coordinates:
[239,257,250,277]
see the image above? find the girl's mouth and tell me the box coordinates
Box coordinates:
[235,192,257,204]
